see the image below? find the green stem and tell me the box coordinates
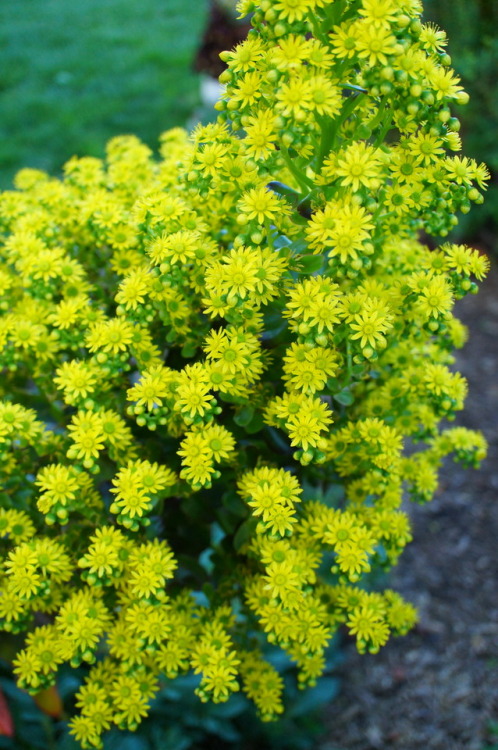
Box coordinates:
[343,0,363,21]
[367,98,388,132]
[280,149,315,193]
[347,339,353,381]
[310,16,328,44]
[329,0,347,26]
[316,92,365,172]
[42,715,57,750]
[265,218,274,250]
[316,114,335,173]
[374,107,395,147]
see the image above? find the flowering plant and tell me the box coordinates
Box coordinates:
[0,0,489,747]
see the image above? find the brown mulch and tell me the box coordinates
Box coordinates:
[322,258,498,750]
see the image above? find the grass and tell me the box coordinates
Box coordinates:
[0,0,208,188]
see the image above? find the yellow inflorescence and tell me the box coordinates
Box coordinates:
[0,0,490,747]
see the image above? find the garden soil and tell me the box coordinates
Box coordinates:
[321,256,498,750]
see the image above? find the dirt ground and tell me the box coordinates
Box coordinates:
[321,258,498,750]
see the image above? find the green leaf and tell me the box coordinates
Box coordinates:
[287,239,309,254]
[333,388,354,406]
[243,411,265,434]
[218,391,245,404]
[233,517,258,552]
[215,508,237,534]
[202,717,241,742]
[106,732,150,750]
[210,693,248,719]
[266,427,292,454]
[233,405,254,427]
[221,491,247,518]
[287,677,340,718]
[176,554,205,581]
[351,364,366,377]
[323,483,345,506]
[340,82,368,93]
[263,305,288,340]
[150,725,193,750]
[181,344,197,358]
[201,583,214,603]
[267,182,300,206]
[273,234,293,249]
[297,254,324,274]
[198,548,214,574]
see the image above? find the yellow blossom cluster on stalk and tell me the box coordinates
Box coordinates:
[0,0,489,746]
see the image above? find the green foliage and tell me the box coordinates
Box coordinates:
[0,653,340,750]
[0,0,208,189]
[0,0,490,748]
[482,719,498,750]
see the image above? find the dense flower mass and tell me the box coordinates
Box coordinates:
[0,0,489,747]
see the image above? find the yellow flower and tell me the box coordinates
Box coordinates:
[335,142,383,193]
[127,365,173,411]
[264,560,301,600]
[283,343,337,394]
[230,71,264,108]
[67,411,106,465]
[13,650,44,690]
[350,307,392,350]
[115,268,151,310]
[178,430,216,488]
[359,0,399,24]
[330,21,359,59]
[176,368,214,420]
[427,67,464,101]
[417,276,453,319]
[406,131,445,165]
[36,464,80,516]
[276,78,312,119]
[54,360,98,404]
[308,75,342,117]
[69,715,104,748]
[355,21,398,66]
[243,109,278,160]
[0,0,488,736]
[274,0,315,24]
[270,34,309,70]
[8,566,42,600]
[146,230,200,266]
[419,22,448,53]
[86,318,134,355]
[220,37,265,73]
[335,543,371,580]
[347,605,383,642]
[206,246,259,303]
[0,509,35,543]
[204,424,236,462]
[238,187,287,224]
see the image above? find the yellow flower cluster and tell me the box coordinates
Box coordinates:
[0,0,489,747]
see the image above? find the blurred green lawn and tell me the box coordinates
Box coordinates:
[0,0,208,188]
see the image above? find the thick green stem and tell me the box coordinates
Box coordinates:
[346,339,353,381]
[265,218,274,250]
[280,149,314,193]
[367,98,388,133]
[316,92,365,172]
[374,107,395,147]
[310,16,328,44]
[316,114,336,174]
[329,0,347,26]
[42,715,57,750]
